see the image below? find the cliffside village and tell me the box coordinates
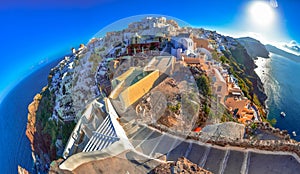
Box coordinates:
[27,16,300,173]
[49,16,259,126]
[42,17,265,159]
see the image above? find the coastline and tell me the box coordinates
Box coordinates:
[254,53,300,141]
[25,53,78,173]
[0,57,62,173]
[254,55,276,116]
[254,56,270,113]
[26,87,56,173]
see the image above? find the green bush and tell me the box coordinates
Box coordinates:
[195,75,212,97]
[203,104,210,115]
[61,121,76,145]
[267,118,277,126]
[168,103,181,112]
[250,122,257,130]
[220,55,229,64]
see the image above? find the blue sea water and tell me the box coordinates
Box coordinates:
[255,53,300,141]
[0,59,60,173]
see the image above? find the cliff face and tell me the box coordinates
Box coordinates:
[224,41,267,107]
[237,37,270,59]
[26,93,41,151]
[26,87,57,172]
[17,166,30,174]
[265,44,300,62]
[25,54,79,172]
[227,37,276,115]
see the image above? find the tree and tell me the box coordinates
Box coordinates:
[196,75,212,97]
[212,51,219,60]
[220,55,228,64]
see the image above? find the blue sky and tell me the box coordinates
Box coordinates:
[0,0,299,101]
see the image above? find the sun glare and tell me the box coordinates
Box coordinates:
[249,1,275,26]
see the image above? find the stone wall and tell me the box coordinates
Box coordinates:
[148,122,300,158]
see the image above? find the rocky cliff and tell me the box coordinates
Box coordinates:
[26,94,41,152]
[17,165,30,174]
[237,37,269,59]
[265,44,300,62]
[222,41,268,111]
[25,49,87,172]
[26,87,57,172]
[236,37,269,108]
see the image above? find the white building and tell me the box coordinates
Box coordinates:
[171,37,194,51]
[141,16,167,28]
[171,37,195,59]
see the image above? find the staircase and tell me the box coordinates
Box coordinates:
[120,119,300,174]
[83,115,119,152]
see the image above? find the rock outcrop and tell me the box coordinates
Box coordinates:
[25,47,94,173]
[265,44,300,62]
[201,122,245,140]
[17,165,30,174]
[228,42,268,109]
[237,37,269,59]
[150,157,212,174]
[26,87,56,173]
[26,93,42,151]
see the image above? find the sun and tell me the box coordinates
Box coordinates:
[248,1,275,26]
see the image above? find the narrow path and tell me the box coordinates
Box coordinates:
[123,121,300,174]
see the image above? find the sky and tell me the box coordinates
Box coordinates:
[0,0,299,101]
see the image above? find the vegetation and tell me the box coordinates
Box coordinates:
[220,55,229,64]
[250,122,258,130]
[88,53,102,73]
[36,88,56,144]
[192,72,222,125]
[97,47,105,52]
[267,118,277,126]
[36,87,76,155]
[211,50,219,60]
[203,104,210,115]
[195,75,212,97]
[252,94,261,107]
[43,119,59,145]
[220,108,235,122]
[168,103,181,113]
[222,45,263,108]
[61,121,76,145]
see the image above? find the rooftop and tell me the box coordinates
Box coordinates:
[144,56,175,73]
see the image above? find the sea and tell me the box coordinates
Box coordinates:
[255,53,300,141]
[0,59,61,173]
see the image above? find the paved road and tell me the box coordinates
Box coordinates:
[120,118,300,174]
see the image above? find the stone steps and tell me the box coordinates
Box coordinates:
[130,126,154,147]
[83,116,110,152]
[83,115,118,152]
[150,134,178,157]
[122,119,136,132]
[122,123,300,174]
